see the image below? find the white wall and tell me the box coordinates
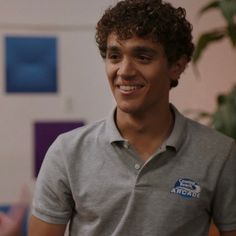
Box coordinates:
[0,0,235,204]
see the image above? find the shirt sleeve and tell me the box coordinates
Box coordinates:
[212,141,236,232]
[32,135,74,224]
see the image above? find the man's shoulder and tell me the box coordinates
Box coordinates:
[58,118,107,142]
[186,117,234,149]
[44,118,110,164]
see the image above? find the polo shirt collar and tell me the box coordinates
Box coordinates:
[106,108,126,143]
[105,104,187,151]
[166,104,187,151]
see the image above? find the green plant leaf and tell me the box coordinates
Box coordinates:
[217,94,227,105]
[198,0,220,17]
[213,102,236,139]
[193,30,225,64]
[219,0,236,24]
[213,86,236,139]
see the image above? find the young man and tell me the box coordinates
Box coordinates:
[29,0,236,235]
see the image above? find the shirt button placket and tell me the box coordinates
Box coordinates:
[134,163,141,170]
[123,142,129,149]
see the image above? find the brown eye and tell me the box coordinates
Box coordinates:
[109,54,119,59]
[107,53,121,63]
[137,55,152,63]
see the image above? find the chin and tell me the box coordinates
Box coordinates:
[117,103,142,115]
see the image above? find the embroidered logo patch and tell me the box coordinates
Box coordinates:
[171,178,201,199]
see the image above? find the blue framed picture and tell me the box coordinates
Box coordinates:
[5,36,58,93]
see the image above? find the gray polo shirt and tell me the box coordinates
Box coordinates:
[32,105,236,236]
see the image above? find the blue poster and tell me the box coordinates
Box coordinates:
[5,36,57,93]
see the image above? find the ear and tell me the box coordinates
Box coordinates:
[169,55,188,81]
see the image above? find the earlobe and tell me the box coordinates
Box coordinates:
[170,55,188,81]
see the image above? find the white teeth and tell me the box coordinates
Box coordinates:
[119,85,141,91]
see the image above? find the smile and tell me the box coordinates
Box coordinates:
[118,85,143,92]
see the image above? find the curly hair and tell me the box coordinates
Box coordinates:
[95,0,194,87]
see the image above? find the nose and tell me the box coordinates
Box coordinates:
[117,58,137,79]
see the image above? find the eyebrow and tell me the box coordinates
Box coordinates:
[106,45,158,55]
[106,46,121,53]
[132,46,158,56]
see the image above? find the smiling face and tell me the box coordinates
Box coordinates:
[105,33,181,117]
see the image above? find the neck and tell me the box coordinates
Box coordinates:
[116,104,173,138]
[115,105,174,161]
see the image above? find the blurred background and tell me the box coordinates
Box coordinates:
[0,0,235,235]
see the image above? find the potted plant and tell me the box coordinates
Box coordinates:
[193,0,236,64]
[192,0,236,140]
[211,85,236,139]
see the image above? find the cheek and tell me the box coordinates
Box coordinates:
[142,64,163,78]
[105,62,114,79]
[147,69,171,89]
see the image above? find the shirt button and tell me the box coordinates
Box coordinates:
[123,142,129,149]
[135,163,141,170]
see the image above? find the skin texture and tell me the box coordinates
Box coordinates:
[28,215,66,236]
[105,33,179,116]
[105,33,186,160]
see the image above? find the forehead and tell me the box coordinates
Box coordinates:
[107,33,165,53]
